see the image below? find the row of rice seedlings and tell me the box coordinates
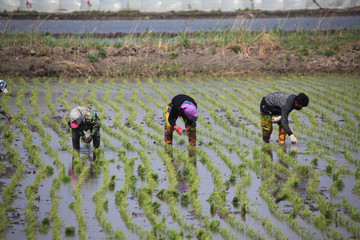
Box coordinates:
[302,74,360,114]
[257,76,350,155]
[62,83,116,237]
[233,164,289,240]
[136,80,244,236]
[197,147,263,239]
[342,197,360,222]
[286,77,358,144]
[12,83,49,239]
[156,148,199,237]
[132,81,163,134]
[255,79,358,238]
[286,83,359,156]
[86,81,181,238]
[158,78,284,237]
[114,149,151,239]
[52,90,73,152]
[157,147,217,239]
[92,147,123,237]
[41,83,70,239]
[306,172,360,238]
[0,124,25,237]
[71,152,90,240]
[27,81,68,237]
[101,82,186,239]
[254,145,319,239]
[204,78,258,130]
[161,77,241,148]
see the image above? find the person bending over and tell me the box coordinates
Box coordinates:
[260,92,309,144]
[164,94,198,146]
[67,106,101,150]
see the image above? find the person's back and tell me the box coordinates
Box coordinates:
[260,92,309,144]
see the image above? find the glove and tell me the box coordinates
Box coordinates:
[85,135,93,143]
[289,134,297,144]
[7,114,13,120]
[173,125,183,135]
[272,116,281,123]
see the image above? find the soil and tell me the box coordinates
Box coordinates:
[1,9,359,78]
[1,40,359,78]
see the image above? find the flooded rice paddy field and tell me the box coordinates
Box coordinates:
[0,74,359,240]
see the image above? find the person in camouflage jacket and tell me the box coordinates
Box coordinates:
[67,106,101,150]
[0,79,13,120]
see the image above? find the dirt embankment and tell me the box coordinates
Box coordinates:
[1,9,360,78]
[1,39,359,78]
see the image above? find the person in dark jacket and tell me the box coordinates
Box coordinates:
[0,80,13,120]
[164,94,198,146]
[67,106,101,150]
[260,92,309,144]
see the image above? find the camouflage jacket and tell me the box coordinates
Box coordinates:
[67,106,101,136]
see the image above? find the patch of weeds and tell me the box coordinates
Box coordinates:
[275,193,288,203]
[169,52,180,59]
[97,48,106,58]
[150,173,159,182]
[181,194,189,206]
[285,52,290,61]
[334,179,344,191]
[156,189,165,200]
[68,202,74,210]
[211,47,216,55]
[324,49,334,57]
[178,138,186,145]
[113,40,122,48]
[299,47,309,56]
[38,218,50,234]
[311,157,318,166]
[103,199,108,211]
[209,220,220,232]
[137,164,146,176]
[232,196,240,207]
[182,38,191,49]
[0,44,2,51]
[87,54,99,63]
[151,201,161,214]
[296,165,311,176]
[196,229,212,240]
[330,42,339,51]
[45,165,54,176]
[108,175,116,190]
[355,168,360,179]
[228,174,236,185]
[62,175,71,183]
[65,226,76,236]
[233,45,241,53]
[325,165,333,174]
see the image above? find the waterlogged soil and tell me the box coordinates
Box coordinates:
[0,75,359,240]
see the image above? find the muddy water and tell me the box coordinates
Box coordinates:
[0,75,359,240]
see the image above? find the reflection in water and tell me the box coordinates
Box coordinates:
[70,148,99,186]
[164,145,197,195]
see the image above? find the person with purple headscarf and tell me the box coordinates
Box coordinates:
[164,94,198,146]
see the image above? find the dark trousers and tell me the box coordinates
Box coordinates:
[72,129,100,150]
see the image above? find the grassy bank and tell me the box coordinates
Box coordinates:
[0,28,359,77]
